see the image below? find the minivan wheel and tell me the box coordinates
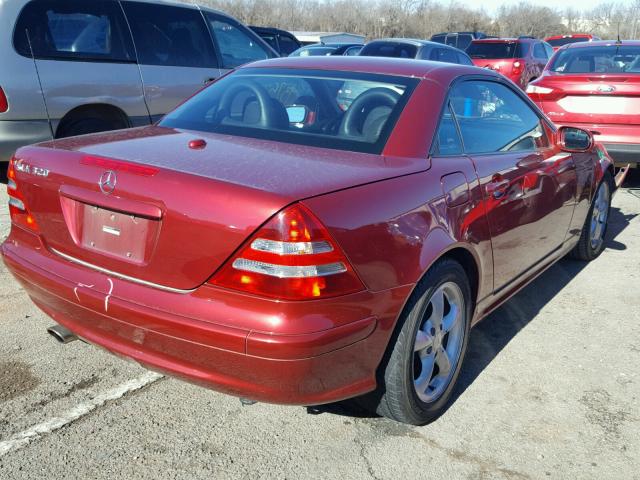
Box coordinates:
[372,258,471,425]
[57,117,120,138]
[571,172,613,261]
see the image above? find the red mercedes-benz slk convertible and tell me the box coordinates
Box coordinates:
[2,57,618,425]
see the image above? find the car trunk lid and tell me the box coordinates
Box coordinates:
[471,58,515,74]
[12,126,427,290]
[539,73,640,125]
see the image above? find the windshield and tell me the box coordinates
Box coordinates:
[546,37,590,47]
[360,42,418,58]
[159,68,417,154]
[549,45,640,74]
[467,42,522,59]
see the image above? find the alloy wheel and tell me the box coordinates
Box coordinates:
[413,282,465,403]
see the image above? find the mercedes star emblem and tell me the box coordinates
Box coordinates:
[99,170,117,195]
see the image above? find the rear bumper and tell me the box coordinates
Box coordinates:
[601,143,640,165]
[1,227,411,405]
[0,119,52,163]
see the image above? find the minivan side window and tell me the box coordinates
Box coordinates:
[123,2,216,68]
[449,81,548,154]
[533,42,547,59]
[205,13,271,69]
[13,0,134,62]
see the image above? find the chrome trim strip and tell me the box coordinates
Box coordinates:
[8,197,25,210]
[50,247,195,294]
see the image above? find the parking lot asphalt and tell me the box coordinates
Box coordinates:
[0,175,639,480]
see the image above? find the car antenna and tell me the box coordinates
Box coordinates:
[616,21,622,44]
[25,28,54,139]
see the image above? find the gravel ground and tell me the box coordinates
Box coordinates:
[0,174,639,480]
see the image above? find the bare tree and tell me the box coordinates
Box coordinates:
[185,0,640,41]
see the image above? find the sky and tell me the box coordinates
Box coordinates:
[474,0,613,13]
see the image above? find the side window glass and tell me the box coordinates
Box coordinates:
[278,35,299,56]
[449,81,548,154]
[13,0,134,61]
[434,104,463,156]
[206,13,270,68]
[430,48,457,64]
[457,53,473,66]
[533,43,546,59]
[544,44,554,59]
[458,34,473,50]
[123,2,216,68]
[445,34,458,48]
[344,46,362,56]
[260,34,278,52]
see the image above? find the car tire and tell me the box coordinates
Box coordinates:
[371,258,472,425]
[571,172,613,261]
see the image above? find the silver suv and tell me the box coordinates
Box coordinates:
[0,0,276,164]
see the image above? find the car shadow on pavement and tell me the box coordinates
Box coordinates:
[309,193,637,422]
[448,202,636,415]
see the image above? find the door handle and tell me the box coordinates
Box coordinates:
[203,77,216,85]
[516,153,544,169]
[487,178,510,199]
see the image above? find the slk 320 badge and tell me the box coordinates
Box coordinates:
[13,159,49,177]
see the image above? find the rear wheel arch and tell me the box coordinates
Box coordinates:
[415,229,482,310]
[377,243,481,372]
[440,247,479,309]
[55,104,131,139]
[592,155,615,200]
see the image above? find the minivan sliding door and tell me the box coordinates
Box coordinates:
[122,1,220,121]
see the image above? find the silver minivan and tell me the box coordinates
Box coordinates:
[0,0,277,164]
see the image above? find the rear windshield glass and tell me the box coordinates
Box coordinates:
[360,42,418,59]
[467,42,522,59]
[546,37,590,47]
[159,68,418,154]
[549,45,640,73]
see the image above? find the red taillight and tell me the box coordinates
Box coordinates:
[511,60,523,76]
[209,203,364,300]
[0,87,7,113]
[7,157,39,232]
[526,84,565,102]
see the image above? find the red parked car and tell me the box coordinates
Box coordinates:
[544,34,601,52]
[468,37,554,89]
[2,57,619,425]
[527,40,640,166]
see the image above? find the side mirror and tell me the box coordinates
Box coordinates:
[286,105,309,125]
[559,126,593,153]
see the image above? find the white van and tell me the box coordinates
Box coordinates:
[0,0,277,164]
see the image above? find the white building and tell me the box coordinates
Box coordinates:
[291,32,366,45]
